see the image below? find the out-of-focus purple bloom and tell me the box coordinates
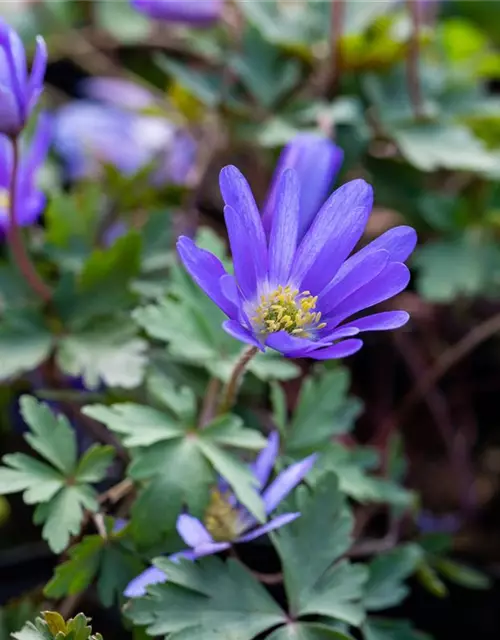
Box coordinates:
[125,432,315,598]
[130,0,223,25]
[53,93,196,185]
[177,160,416,361]
[417,511,462,535]
[262,134,344,240]
[0,19,47,136]
[0,113,51,229]
[83,77,158,111]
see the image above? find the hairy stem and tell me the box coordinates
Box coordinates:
[219,346,259,414]
[199,377,222,427]
[6,136,52,302]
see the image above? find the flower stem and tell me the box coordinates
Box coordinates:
[219,346,259,414]
[6,136,52,303]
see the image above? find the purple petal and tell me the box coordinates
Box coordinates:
[326,263,411,327]
[342,310,410,333]
[27,36,47,106]
[237,512,300,543]
[23,112,52,180]
[290,179,373,293]
[220,166,268,295]
[265,331,326,357]
[252,431,279,488]
[219,274,239,307]
[124,566,167,598]
[222,320,263,350]
[268,169,299,287]
[263,134,343,241]
[308,338,364,361]
[83,77,155,110]
[262,454,316,514]
[131,0,223,24]
[113,518,128,533]
[358,225,417,263]
[224,205,260,300]
[0,83,21,135]
[176,514,214,548]
[319,249,390,316]
[177,236,236,318]
[320,326,360,341]
[187,541,230,558]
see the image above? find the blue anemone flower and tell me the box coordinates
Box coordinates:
[0,19,47,137]
[0,114,51,230]
[124,432,315,598]
[177,162,416,361]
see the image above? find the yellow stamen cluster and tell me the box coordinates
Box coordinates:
[0,189,9,209]
[252,285,326,337]
[204,489,238,542]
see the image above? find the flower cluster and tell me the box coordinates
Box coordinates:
[125,432,316,597]
[0,19,48,230]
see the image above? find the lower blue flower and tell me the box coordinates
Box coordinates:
[124,432,315,597]
[177,164,416,360]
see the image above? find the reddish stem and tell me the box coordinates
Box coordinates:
[6,136,52,303]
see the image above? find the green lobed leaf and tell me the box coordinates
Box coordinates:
[0,454,63,504]
[34,485,98,553]
[364,545,424,611]
[272,474,367,626]
[44,535,104,598]
[130,438,213,545]
[127,556,286,639]
[196,437,265,522]
[56,320,148,390]
[0,313,53,382]
[201,414,267,451]
[82,403,187,448]
[266,623,355,640]
[308,443,415,507]
[66,232,142,326]
[146,373,197,422]
[286,369,363,454]
[20,396,77,476]
[74,445,115,484]
[362,617,431,640]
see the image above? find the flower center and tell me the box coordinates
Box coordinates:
[204,490,239,542]
[252,285,326,337]
[0,189,10,210]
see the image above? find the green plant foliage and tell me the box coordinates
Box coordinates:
[12,613,103,640]
[272,474,367,627]
[0,396,114,552]
[83,379,267,543]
